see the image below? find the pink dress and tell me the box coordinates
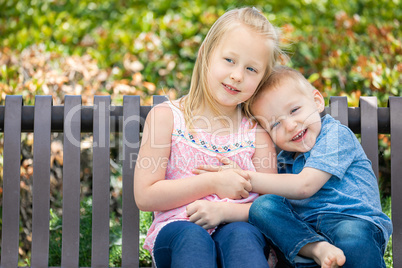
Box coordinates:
[143,100,259,254]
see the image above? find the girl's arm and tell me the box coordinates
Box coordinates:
[252,124,278,174]
[134,103,252,212]
[217,126,278,222]
[187,124,279,228]
[249,167,332,199]
[187,201,252,229]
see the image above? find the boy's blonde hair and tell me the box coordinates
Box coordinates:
[181,7,284,128]
[251,65,316,103]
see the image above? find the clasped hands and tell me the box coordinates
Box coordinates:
[186,155,252,229]
[193,155,252,199]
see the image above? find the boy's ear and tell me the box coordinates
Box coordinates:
[312,89,325,113]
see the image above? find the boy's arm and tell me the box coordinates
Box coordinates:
[252,122,357,199]
[249,167,332,199]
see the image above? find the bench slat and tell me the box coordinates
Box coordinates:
[149,96,169,268]
[153,95,169,106]
[329,96,348,126]
[91,96,111,267]
[1,96,22,268]
[31,96,52,267]
[61,96,82,267]
[360,97,379,180]
[121,96,141,267]
[390,96,402,266]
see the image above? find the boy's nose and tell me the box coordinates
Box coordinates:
[284,119,297,132]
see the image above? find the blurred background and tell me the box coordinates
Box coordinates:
[0,0,400,266]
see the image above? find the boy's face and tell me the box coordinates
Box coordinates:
[252,78,325,153]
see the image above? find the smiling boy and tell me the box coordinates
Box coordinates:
[245,65,393,268]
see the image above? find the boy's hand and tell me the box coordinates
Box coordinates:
[193,155,241,174]
[186,200,224,229]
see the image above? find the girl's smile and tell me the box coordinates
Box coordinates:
[222,83,241,95]
[207,24,270,111]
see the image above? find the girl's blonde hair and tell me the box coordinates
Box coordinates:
[181,7,285,128]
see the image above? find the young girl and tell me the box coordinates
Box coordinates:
[134,7,284,268]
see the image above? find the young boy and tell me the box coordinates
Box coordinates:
[245,65,393,268]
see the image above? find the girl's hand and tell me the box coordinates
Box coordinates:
[186,200,224,229]
[194,156,251,199]
[213,169,252,199]
[192,155,241,174]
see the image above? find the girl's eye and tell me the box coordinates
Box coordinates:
[247,67,257,73]
[225,58,234,63]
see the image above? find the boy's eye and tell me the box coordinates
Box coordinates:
[271,122,280,129]
[291,107,300,113]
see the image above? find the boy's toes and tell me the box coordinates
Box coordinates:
[336,254,346,266]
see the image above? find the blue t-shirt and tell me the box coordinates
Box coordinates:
[277,114,392,244]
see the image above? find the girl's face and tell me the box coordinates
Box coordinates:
[207,24,270,112]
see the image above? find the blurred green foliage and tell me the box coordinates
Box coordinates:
[0,0,400,106]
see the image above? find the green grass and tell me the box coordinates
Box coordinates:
[48,197,124,267]
[382,195,393,268]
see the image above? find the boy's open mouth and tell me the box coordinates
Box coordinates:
[292,129,307,141]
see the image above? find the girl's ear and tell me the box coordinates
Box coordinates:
[312,89,325,113]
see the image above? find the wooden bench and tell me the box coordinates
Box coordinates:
[0,94,401,267]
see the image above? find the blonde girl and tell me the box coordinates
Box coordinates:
[134,7,284,268]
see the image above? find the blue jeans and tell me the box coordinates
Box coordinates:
[154,221,270,268]
[249,195,387,268]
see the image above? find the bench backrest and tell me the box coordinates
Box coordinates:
[0,95,401,267]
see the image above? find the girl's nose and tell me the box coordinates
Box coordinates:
[230,68,243,83]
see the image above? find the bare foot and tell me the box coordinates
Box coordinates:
[299,241,346,268]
